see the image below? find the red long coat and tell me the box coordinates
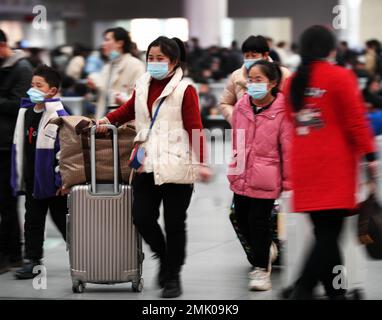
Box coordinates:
[284,61,376,212]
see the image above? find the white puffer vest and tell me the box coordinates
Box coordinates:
[134,67,198,185]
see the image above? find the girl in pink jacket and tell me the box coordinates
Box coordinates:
[228,60,292,291]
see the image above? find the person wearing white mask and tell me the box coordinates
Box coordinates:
[96,36,213,298]
[228,60,292,291]
[219,35,291,124]
[87,27,145,119]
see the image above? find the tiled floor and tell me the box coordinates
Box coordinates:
[1,137,381,300]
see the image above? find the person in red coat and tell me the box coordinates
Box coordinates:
[284,25,378,300]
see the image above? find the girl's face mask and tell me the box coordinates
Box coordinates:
[247,82,269,100]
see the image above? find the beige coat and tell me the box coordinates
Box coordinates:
[90,53,145,119]
[219,64,291,124]
[65,56,85,80]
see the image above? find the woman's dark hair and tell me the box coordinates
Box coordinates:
[146,36,187,70]
[366,39,382,55]
[241,35,269,54]
[104,27,132,54]
[290,25,336,112]
[248,60,282,97]
[72,43,91,57]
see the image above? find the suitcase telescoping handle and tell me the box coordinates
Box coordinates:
[90,125,119,195]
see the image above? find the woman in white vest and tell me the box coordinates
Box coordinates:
[97,36,212,298]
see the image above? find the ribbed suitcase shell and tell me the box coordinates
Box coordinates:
[67,184,143,286]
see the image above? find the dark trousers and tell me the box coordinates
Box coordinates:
[0,151,22,260]
[234,193,275,269]
[132,173,193,273]
[24,190,67,260]
[297,211,346,297]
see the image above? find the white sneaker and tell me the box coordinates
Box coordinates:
[248,268,271,291]
[247,242,278,279]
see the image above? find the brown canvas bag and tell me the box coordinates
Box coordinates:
[49,116,136,188]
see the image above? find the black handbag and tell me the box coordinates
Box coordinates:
[357,193,382,260]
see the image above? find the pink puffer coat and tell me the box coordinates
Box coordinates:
[227,93,292,199]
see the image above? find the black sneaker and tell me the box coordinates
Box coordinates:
[162,273,182,298]
[0,253,10,275]
[14,260,42,280]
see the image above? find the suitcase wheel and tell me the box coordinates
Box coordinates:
[132,278,144,293]
[72,281,86,294]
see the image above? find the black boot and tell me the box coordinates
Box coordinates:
[14,259,42,280]
[158,258,167,289]
[162,270,182,298]
[153,253,167,289]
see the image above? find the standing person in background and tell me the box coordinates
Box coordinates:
[219,35,291,124]
[65,43,91,81]
[0,29,33,274]
[365,40,382,77]
[87,27,145,119]
[362,76,382,110]
[284,25,377,300]
[97,36,213,298]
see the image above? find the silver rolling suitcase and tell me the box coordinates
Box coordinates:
[66,124,144,293]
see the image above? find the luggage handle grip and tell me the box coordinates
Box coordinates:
[90,125,119,194]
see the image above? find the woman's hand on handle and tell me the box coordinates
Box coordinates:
[96,118,109,134]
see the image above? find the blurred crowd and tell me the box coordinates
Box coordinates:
[6,31,382,134]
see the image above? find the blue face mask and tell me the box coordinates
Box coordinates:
[27,88,46,104]
[109,50,120,61]
[147,62,169,80]
[244,58,262,70]
[247,83,269,100]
